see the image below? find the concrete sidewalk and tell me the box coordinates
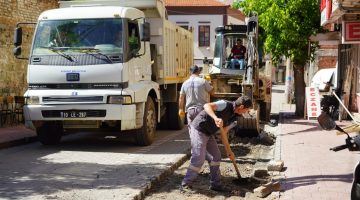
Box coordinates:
[276,104,359,199]
[0,124,36,149]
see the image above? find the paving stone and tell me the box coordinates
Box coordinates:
[253,181,281,198]
[267,160,284,171]
[253,167,269,177]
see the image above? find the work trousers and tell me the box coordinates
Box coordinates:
[187,106,212,161]
[186,106,203,131]
[182,127,222,187]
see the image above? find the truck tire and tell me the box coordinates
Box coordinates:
[36,121,63,145]
[167,102,185,130]
[135,97,156,146]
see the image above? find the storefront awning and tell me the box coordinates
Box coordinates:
[311,68,337,92]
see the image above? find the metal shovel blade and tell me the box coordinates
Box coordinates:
[318,112,336,131]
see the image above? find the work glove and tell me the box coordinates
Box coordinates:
[178,109,185,119]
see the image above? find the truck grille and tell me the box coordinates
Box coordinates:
[43,96,103,103]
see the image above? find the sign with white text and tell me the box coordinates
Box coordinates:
[306,87,321,119]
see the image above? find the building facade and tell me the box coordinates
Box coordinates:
[0,0,58,97]
[316,0,360,116]
[163,0,245,67]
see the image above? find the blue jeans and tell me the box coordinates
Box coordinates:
[230,58,245,70]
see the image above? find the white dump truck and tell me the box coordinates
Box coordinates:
[13,0,193,145]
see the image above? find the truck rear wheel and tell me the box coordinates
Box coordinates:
[135,97,156,146]
[36,121,63,145]
[167,102,185,130]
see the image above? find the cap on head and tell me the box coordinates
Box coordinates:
[234,96,252,108]
[190,65,202,74]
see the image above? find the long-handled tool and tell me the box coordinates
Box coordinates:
[220,127,242,179]
[231,158,242,179]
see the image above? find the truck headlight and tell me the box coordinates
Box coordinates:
[107,95,132,104]
[25,96,40,105]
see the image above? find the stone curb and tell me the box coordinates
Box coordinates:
[133,149,191,200]
[0,135,38,150]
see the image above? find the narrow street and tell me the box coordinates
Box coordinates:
[1,0,360,200]
[0,85,283,200]
[1,85,358,200]
[0,129,190,200]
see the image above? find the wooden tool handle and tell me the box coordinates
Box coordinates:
[232,159,242,179]
[219,127,242,179]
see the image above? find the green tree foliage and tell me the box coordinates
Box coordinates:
[233,0,321,64]
[233,0,322,116]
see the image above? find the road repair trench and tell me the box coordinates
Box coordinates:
[144,124,282,200]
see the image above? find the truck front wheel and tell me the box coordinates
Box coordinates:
[36,121,63,145]
[135,97,156,146]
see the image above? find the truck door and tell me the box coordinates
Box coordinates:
[127,20,150,82]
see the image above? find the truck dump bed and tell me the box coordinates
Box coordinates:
[60,0,193,85]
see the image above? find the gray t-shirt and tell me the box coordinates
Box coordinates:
[180,75,213,110]
[214,100,227,111]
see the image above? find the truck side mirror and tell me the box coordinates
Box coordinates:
[14,27,23,46]
[13,46,22,57]
[140,22,150,41]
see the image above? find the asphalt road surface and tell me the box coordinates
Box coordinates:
[0,129,190,200]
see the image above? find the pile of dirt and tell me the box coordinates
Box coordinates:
[232,131,276,146]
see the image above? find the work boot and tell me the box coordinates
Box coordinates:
[179,184,195,194]
[209,185,231,193]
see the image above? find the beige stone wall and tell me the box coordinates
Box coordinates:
[0,0,58,96]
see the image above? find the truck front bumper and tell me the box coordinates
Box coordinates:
[24,104,137,131]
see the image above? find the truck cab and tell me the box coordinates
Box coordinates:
[13,0,193,146]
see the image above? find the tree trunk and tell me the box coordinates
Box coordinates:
[293,63,305,117]
[284,58,293,103]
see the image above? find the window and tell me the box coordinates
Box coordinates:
[32,19,124,56]
[128,21,140,53]
[199,25,210,47]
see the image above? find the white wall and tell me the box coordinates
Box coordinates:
[168,15,223,66]
[228,15,244,25]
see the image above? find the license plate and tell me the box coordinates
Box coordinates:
[60,111,87,118]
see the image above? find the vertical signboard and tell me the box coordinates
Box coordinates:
[342,21,360,44]
[320,0,332,26]
[306,87,321,119]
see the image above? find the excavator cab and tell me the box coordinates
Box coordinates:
[208,25,248,76]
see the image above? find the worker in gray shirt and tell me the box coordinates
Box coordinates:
[179,65,214,128]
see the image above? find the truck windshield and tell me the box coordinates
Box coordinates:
[32,19,123,56]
